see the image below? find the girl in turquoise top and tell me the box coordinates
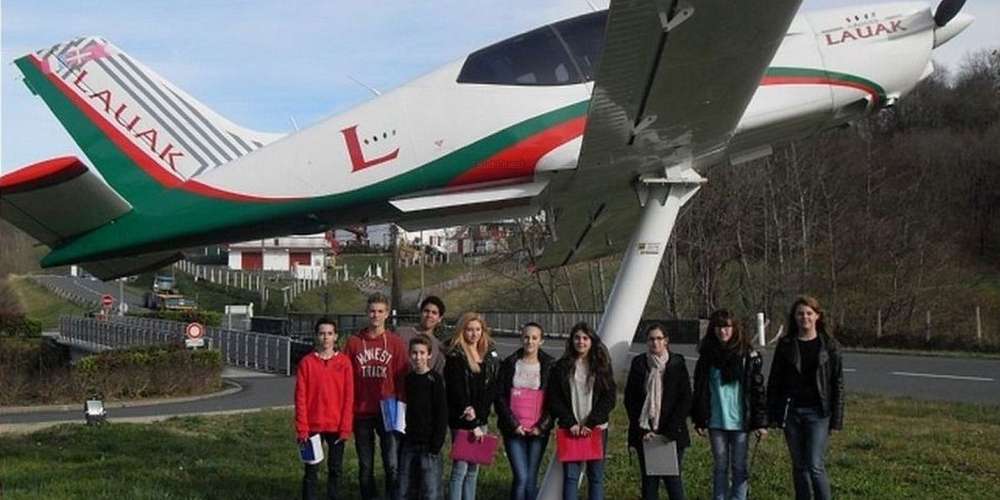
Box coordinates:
[692,310,767,500]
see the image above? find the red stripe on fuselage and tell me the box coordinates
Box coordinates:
[761,75,880,106]
[449,116,586,187]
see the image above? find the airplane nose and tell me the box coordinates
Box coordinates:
[934,12,974,48]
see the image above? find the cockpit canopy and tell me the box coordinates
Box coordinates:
[457,10,608,86]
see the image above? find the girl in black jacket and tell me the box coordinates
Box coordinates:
[444,312,500,500]
[494,322,555,500]
[766,296,844,500]
[691,310,767,500]
[624,322,692,500]
[545,322,616,500]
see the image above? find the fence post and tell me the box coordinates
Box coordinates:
[925,310,932,344]
[876,309,882,341]
[756,312,766,347]
[286,337,292,376]
[976,305,983,345]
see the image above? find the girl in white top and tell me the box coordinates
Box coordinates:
[545,322,616,500]
[495,322,556,500]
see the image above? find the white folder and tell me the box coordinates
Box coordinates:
[642,435,679,476]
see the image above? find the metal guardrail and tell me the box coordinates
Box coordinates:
[31,275,100,309]
[279,312,702,343]
[479,311,604,336]
[60,316,311,375]
[279,311,605,338]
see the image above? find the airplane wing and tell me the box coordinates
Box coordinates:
[536,0,802,269]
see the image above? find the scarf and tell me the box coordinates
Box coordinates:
[707,342,742,383]
[639,352,668,431]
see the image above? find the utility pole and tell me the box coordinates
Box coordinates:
[390,224,402,309]
[260,238,266,306]
[419,230,425,305]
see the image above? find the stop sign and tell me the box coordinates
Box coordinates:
[101,294,113,307]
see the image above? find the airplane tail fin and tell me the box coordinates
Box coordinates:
[14,36,283,203]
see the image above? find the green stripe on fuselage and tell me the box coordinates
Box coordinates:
[765,66,887,102]
[20,54,588,266]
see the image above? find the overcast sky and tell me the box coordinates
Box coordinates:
[2,0,996,173]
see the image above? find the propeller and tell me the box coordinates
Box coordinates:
[933,0,967,27]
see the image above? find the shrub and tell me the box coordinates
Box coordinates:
[132,309,222,327]
[0,314,42,337]
[73,344,223,400]
[0,338,71,405]
[1,342,222,405]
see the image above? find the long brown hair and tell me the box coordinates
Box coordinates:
[561,322,614,393]
[786,295,833,338]
[450,312,492,373]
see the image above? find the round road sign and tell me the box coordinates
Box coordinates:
[101,294,114,307]
[185,322,205,340]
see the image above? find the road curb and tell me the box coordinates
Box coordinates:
[0,379,243,415]
[0,405,294,435]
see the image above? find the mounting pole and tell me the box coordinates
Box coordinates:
[536,168,705,499]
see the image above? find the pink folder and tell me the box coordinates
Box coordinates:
[510,388,544,428]
[556,428,604,462]
[450,429,499,465]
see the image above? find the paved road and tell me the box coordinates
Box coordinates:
[491,338,1000,406]
[0,374,293,426]
[3,340,997,428]
[32,275,149,312]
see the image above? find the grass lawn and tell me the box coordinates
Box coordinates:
[2,393,997,499]
[290,282,368,314]
[7,275,87,329]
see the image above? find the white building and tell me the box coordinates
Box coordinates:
[228,235,330,278]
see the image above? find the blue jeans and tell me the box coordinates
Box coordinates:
[504,435,549,500]
[636,443,686,500]
[398,443,442,500]
[356,414,401,500]
[562,431,607,500]
[784,407,832,500]
[708,430,749,500]
[448,459,479,500]
[302,432,345,500]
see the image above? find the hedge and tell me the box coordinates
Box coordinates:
[0,314,42,337]
[131,309,222,327]
[0,342,223,406]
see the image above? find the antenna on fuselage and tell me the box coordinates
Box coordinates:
[347,75,382,97]
[289,116,299,131]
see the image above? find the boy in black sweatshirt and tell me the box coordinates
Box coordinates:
[398,336,447,500]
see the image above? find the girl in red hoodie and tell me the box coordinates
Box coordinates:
[295,318,354,500]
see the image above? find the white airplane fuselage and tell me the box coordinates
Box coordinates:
[194,2,940,199]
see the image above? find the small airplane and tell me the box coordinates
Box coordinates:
[0,0,970,280]
[0,0,972,494]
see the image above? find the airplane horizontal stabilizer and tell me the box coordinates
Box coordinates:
[0,156,132,246]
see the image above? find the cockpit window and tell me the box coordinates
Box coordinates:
[457,10,608,86]
[552,11,608,82]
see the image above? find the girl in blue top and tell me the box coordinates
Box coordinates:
[691,310,767,500]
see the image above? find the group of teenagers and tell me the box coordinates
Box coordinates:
[294,292,844,500]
